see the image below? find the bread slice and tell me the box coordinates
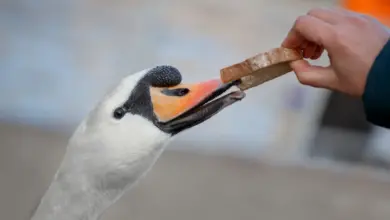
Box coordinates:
[220,47,302,91]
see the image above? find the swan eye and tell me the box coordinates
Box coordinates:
[113,107,126,119]
[161,88,190,97]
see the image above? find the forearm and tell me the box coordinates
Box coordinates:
[363,39,390,128]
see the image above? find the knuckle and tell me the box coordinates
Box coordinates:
[307,8,325,16]
[347,14,368,26]
[362,14,379,24]
[294,15,309,28]
[360,14,371,20]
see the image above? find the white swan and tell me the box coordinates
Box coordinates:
[30,65,245,220]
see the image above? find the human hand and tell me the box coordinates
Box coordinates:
[282,8,390,97]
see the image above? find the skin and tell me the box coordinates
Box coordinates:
[282,7,390,97]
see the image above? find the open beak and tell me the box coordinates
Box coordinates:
[150,78,245,134]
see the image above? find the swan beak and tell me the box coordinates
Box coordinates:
[150,78,239,122]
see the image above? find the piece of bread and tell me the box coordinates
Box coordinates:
[220,47,302,91]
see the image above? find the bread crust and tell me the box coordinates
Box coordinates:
[220,47,302,90]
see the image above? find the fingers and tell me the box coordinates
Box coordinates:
[307,8,344,24]
[288,15,335,47]
[303,42,317,59]
[290,60,338,90]
[283,7,388,96]
[282,28,305,48]
[312,46,324,59]
[333,7,363,17]
[282,8,341,58]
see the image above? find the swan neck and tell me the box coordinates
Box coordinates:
[30,173,116,220]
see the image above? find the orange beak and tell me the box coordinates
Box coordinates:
[150,78,225,122]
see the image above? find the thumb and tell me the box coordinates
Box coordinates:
[290,59,338,90]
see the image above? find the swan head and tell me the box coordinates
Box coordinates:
[85,65,245,139]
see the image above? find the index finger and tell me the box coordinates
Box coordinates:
[281,28,306,49]
[282,15,336,49]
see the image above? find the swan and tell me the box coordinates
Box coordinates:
[30,65,245,220]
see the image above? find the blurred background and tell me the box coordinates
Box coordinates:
[1,0,390,219]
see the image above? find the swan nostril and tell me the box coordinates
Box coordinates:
[176,88,190,96]
[161,88,190,97]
